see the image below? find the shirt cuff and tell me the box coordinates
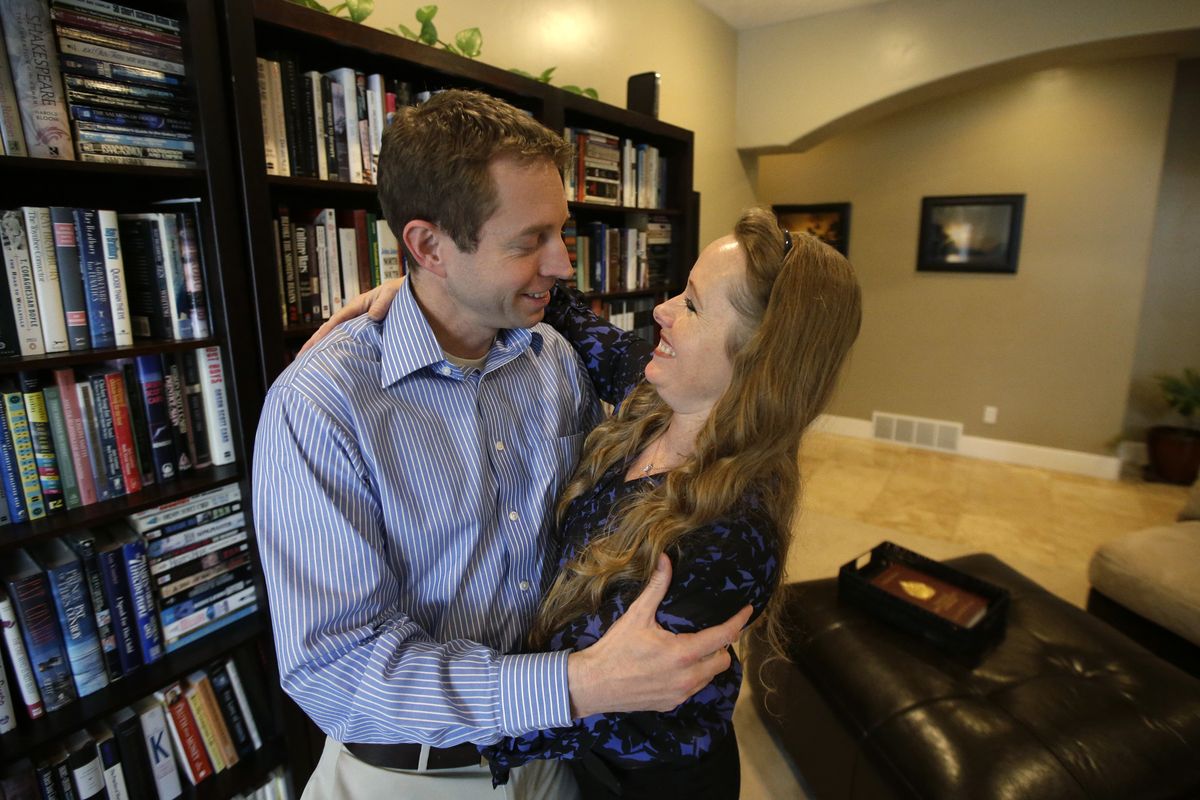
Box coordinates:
[497,650,571,736]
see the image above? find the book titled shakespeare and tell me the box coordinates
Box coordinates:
[868,562,989,628]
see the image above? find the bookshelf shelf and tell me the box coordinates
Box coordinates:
[585,285,673,302]
[0,337,223,374]
[0,610,267,759]
[0,463,241,551]
[266,174,380,197]
[568,201,683,217]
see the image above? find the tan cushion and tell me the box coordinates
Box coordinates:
[1089,522,1200,645]
[1179,477,1200,522]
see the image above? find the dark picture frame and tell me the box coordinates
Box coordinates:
[916,194,1024,274]
[774,203,851,256]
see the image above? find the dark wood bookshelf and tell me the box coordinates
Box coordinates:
[587,285,674,302]
[569,201,683,217]
[0,337,223,374]
[266,174,381,197]
[0,611,267,759]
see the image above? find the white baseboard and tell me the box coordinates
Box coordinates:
[813,414,1122,480]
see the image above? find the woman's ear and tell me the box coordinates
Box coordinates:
[402,220,447,277]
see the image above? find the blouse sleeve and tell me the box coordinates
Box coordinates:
[542,283,655,406]
[481,500,779,784]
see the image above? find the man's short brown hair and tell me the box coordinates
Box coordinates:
[377,89,571,257]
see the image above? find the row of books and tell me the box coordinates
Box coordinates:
[0,203,211,359]
[0,352,234,526]
[563,128,669,209]
[0,0,195,168]
[0,484,253,730]
[0,650,277,799]
[565,215,672,294]
[274,206,403,327]
[599,296,657,345]
[258,52,414,185]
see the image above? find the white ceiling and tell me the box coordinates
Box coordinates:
[695,0,890,30]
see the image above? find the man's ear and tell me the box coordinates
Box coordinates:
[402,220,448,277]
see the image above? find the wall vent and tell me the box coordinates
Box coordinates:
[871,412,962,453]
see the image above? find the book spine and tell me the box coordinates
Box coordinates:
[264,58,289,176]
[157,685,213,783]
[161,603,255,654]
[6,560,76,712]
[127,482,241,532]
[319,74,338,180]
[77,151,193,168]
[135,698,184,800]
[159,572,252,629]
[53,368,98,505]
[0,28,29,156]
[157,552,250,600]
[22,207,70,353]
[121,535,163,664]
[181,683,225,772]
[74,126,195,151]
[352,209,371,293]
[0,263,22,358]
[73,209,116,349]
[65,534,122,679]
[59,54,183,88]
[133,354,177,482]
[148,506,244,559]
[0,591,44,718]
[50,8,182,48]
[174,210,209,339]
[0,394,29,523]
[19,374,65,514]
[0,0,74,159]
[297,65,319,179]
[160,354,192,475]
[276,54,303,179]
[120,360,155,486]
[74,379,113,501]
[152,533,247,583]
[179,350,211,469]
[48,207,91,350]
[255,58,278,174]
[207,663,254,757]
[152,213,189,340]
[355,71,371,184]
[0,648,16,732]
[104,370,143,494]
[85,371,124,496]
[3,387,47,519]
[115,216,170,339]
[0,210,46,355]
[57,37,184,76]
[97,210,133,346]
[70,104,191,133]
[95,732,130,800]
[196,347,235,465]
[190,672,238,767]
[65,735,107,800]
[222,656,263,750]
[53,0,181,33]
[111,707,154,800]
[41,551,108,696]
[328,68,362,183]
[277,207,298,325]
[314,213,332,318]
[293,223,311,323]
[306,71,327,181]
[43,385,83,510]
[95,544,140,673]
[163,584,254,644]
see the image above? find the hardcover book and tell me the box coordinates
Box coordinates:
[63,729,107,800]
[116,215,172,339]
[63,529,123,679]
[97,209,133,346]
[73,208,116,349]
[132,696,183,800]
[54,367,99,505]
[185,669,239,768]
[93,529,141,673]
[155,682,213,783]
[179,349,212,469]
[128,482,242,534]
[160,352,193,475]
[119,359,156,486]
[868,562,990,629]
[103,368,143,494]
[0,589,44,719]
[221,655,263,751]
[110,706,155,800]
[19,371,66,514]
[0,0,75,159]
[206,658,255,757]
[87,721,130,800]
[29,537,109,696]
[20,207,70,353]
[133,354,178,482]
[2,379,48,519]
[42,382,84,509]
[0,548,77,712]
[109,525,164,664]
[0,210,46,356]
[0,31,28,156]
[82,368,125,497]
[0,402,30,523]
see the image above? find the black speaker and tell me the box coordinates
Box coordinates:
[627,72,660,118]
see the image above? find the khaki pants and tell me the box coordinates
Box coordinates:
[301,736,581,800]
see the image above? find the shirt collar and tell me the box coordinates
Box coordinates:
[379,277,544,387]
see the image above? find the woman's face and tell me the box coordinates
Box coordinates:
[644,234,747,417]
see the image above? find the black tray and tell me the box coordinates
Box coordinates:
[838,541,1009,657]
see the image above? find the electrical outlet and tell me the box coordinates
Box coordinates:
[983,406,998,424]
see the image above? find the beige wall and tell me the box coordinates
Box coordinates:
[1123,59,1200,439]
[758,57,1177,455]
[367,0,754,245]
[736,0,1200,151]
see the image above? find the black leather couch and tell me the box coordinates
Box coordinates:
[744,554,1200,800]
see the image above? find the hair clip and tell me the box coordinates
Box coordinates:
[781,228,794,256]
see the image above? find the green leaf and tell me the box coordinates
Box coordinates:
[415,5,438,23]
[327,2,347,15]
[561,84,582,94]
[455,27,482,58]
[345,0,373,22]
[397,23,419,39]
[289,0,331,12]
[419,19,438,45]
[582,88,599,99]
[538,66,556,82]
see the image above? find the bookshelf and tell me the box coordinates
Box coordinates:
[219,0,697,388]
[0,0,285,795]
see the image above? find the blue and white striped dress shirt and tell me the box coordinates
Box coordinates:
[252,278,601,746]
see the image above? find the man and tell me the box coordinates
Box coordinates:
[253,90,749,799]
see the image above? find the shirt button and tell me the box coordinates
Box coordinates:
[508,510,519,521]
[495,441,505,451]
[519,580,531,591]
[439,365,451,375]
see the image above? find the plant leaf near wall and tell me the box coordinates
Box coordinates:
[287,0,598,98]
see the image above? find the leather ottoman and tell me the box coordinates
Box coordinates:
[745,554,1200,799]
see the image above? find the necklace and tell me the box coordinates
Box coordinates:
[640,436,665,476]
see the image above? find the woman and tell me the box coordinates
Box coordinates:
[316,207,862,797]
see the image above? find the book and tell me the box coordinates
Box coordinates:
[93,529,140,673]
[0,589,44,719]
[255,57,279,174]
[327,78,349,181]
[21,207,70,353]
[2,378,47,519]
[104,368,143,494]
[0,646,15,733]
[88,721,130,800]
[377,217,402,281]
[206,658,256,758]
[116,215,172,339]
[325,67,362,183]
[160,353,193,475]
[59,54,184,88]
[98,209,133,346]
[110,525,163,664]
[868,562,990,628]
[63,529,122,679]
[276,206,298,325]
[155,681,214,783]
[133,354,177,482]
[19,371,66,514]
[227,648,269,747]
[0,0,74,159]
[52,0,181,34]
[133,696,184,800]
[163,583,255,651]
[57,35,184,76]
[196,346,235,465]
[47,207,90,350]
[50,6,182,48]
[53,368,99,505]
[0,548,76,712]
[42,382,83,509]
[0,209,45,356]
[83,368,125,496]
[178,349,211,469]
[29,538,109,696]
[169,203,209,339]
[38,747,74,800]
[119,359,155,486]
[0,405,29,524]
[76,376,115,501]
[0,29,28,156]
[63,730,107,800]
[73,208,116,349]
[185,669,239,769]
[221,656,264,752]
[69,104,191,133]
[263,57,289,176]
[109,706,154,800]
[146,503,244,558]
[127,482,241,533]
[0,263,22,358]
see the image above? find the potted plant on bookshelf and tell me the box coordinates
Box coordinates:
[1146,368,1200,484]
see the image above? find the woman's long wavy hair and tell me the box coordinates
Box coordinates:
[529,207,862,650]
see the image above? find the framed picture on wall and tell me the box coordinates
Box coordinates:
[773,203,851,256]
[916,195,1025,273]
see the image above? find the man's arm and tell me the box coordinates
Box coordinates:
[252,383,571,746]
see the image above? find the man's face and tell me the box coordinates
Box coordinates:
[440,156,572,335]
